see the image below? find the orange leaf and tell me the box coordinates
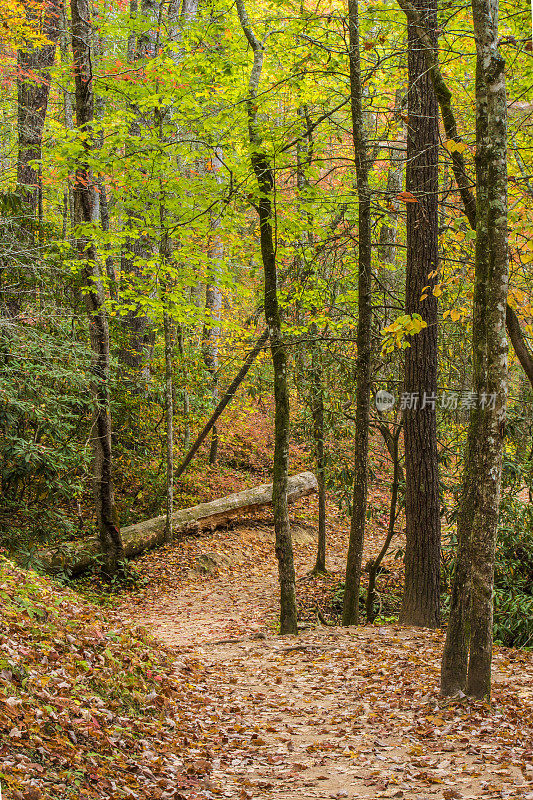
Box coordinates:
[397,191,419,203]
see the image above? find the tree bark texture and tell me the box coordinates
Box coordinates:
[396,0,533,393]
[441,0,509,700]
[342,0,372,627]
[399,0,441,629]
[71,0,125,579]
[236,0,298,635]
[17,0,62,213]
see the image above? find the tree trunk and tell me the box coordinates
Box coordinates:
[236,0,298,635]
[70,0,125,580]
[60,0,74,236]
[378,91,405,330]
[399,0,441,629]
[342,0,372,627]
[441,0,509,700]
[176,329,269,479]
[397,0,533,394]
[177,325,191,448]
[310,327,327,573]
[117,0,160,387]
[163,309,174,541]
[203,149,224,466]
[366,424,402,623]
[17,0,62,214]
[293,105,327,574]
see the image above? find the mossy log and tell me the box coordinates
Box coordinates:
[40,471,318,576]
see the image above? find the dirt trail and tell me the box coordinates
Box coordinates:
[117,510,533,800]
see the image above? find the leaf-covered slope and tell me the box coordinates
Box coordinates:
[0,556,212,800]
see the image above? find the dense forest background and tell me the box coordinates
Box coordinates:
[0,0,532,698]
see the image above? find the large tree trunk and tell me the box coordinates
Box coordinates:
[70,0,125,580]
[17,0,62,213]
[396,0,533,392]
[399,0,441,629]
[40,472,318,575]
[236,0,298,635]
[342,0,372,627]
[441,0,509,700]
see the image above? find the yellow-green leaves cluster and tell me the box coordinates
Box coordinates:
[381,314,428,355]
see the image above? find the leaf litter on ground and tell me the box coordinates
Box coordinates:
[1,490,532,800]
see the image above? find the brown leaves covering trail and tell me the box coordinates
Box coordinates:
[2,491,532,799]
[116,496,533,800]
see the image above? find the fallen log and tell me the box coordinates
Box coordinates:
[39,471,318,576]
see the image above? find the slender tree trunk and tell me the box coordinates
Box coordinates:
[163,309,174,541]
[60,0,74,234]
[176,329,268,479]
[399,0,441,629]
[177,325,191,448]
[203,149,224,465]
[294,104,327,573]
[311,332,327,573]
[236,0,298,635]
[71,0,125,580]
[158,166,174,542]
[366,424,402,623]
[17,0,62,213]
[117,0,160,387]
[342,0,372,627]
[441,0,508,700]
[378,91,406,330]
[96,177,117,296]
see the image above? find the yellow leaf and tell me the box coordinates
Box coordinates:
[450,309,461,321]
[420,294,428,301]
[433,286,442,297]
[444,140,467,154]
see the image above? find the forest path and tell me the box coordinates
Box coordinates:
[116,505,533,800]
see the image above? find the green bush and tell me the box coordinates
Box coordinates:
[494,495,533,648]
[0,319,93,550]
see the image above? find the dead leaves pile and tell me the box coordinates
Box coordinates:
[185,625,533,799]
[0,555,225,800]
[114,507,533,800]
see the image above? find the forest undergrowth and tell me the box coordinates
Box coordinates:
[2,417,533,800]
